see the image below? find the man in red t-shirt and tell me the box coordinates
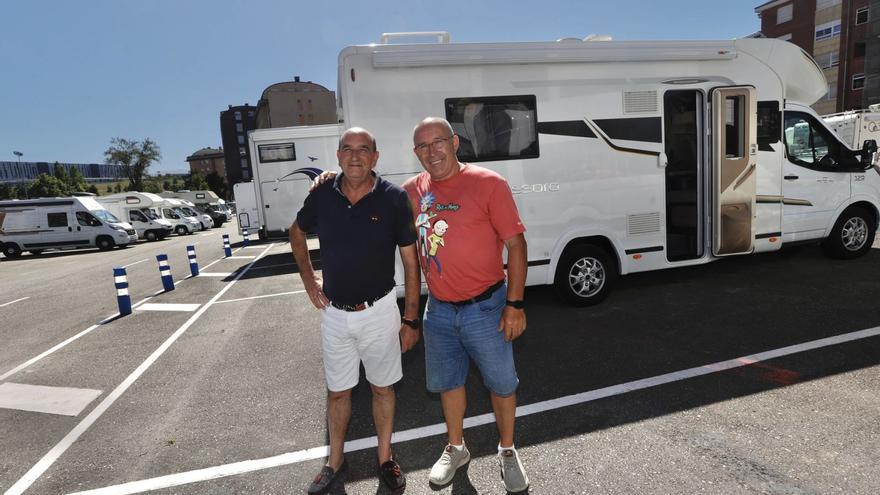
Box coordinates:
[404,117,529,492]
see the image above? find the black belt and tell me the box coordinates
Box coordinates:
[330,288,392,312]
[441,280,504,306]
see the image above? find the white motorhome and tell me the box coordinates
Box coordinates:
[97,192,174,241]
[0,197,138,257]
[175,200,214,230]
[233,181,261,236]
[159,198,203,234]
[246,124,341,238]
[160,190,231,225]
[337,34,880,305]
[823,105,880,159]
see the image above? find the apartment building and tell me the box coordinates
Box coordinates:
[755,0,874,114]
[219,104,257,185]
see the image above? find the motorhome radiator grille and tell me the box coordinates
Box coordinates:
[627,212,661,235]
[623,91,659,114]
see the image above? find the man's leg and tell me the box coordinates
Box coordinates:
[439,386,467,445]
[490,392,516,448]
[326,388,352,470]
[371,384,395,464]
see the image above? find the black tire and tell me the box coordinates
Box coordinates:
[821,206,876,259]
[3,243,22,258]
[175,225,188,236]
[96,236,115,250]
[554,244,617,306]
[144,230,158,242]
[29,250,44,256]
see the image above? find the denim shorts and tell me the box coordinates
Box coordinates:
[422,283,519,396]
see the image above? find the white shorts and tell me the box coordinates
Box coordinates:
[321,291,402,392]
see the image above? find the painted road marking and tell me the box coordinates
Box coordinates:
[197,272,232,277]
[214,290,306,305]
[135,303,200,312]
[6,244,276,495]
[225,256,255,260]
[0,383,102,416]
[63,325,880,495]
[248,262,296,271]
[120,259,147,269]
[0,296,30,308]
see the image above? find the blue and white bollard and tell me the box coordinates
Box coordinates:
[113,267,132,316]
[242,228,250,247]
[156,254,175,292]
[187,245,199,277]
[222,234,232,257]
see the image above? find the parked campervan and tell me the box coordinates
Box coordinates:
[823,105,880,162]
[153,198,200,235]
[175,200,214,230]
[233,181,261,236]
[337,33,880,305]
[97,192,174,241]
[246,124,341,238]
[160,190,230,225]
[0,197,138,257]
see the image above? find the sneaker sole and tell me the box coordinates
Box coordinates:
[428,453,471,486]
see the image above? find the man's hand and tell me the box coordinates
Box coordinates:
[498,306,526,342]
[399,324,420,352]
[304,276,329,309]
[309,170,338,192]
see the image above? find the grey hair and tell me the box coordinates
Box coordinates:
[413,117,454,142]
[338,127,377,151]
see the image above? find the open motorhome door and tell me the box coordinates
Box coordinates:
[711,86,757,256]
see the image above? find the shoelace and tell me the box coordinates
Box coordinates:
[500,450,518,471]
[385,464,401,477]
[438,446,455,465]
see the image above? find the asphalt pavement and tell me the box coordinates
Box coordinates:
[1,225,878,495]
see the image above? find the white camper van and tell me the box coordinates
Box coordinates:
[233,181,261,236]
[97,192,174,241]
[337,34,880,305]
[175,200,214,230]
[0,197,138,257]
[823,105,880,159]
[158,198,202,234]
[246,124,341,238]
[160,190,231,225]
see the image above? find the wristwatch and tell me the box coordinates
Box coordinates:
[505,300,525,309]
[401,317,421,329]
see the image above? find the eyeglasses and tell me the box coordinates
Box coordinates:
[413,135,453,154]
[339,147,374,156]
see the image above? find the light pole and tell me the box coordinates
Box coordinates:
[13,151,26,198]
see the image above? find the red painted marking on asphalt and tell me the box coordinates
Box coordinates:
[735,362,801,385]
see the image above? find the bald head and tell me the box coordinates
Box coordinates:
[413,117,454,143]
[339,127,377,151]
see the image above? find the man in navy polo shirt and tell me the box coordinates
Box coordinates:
[290,127,420,494]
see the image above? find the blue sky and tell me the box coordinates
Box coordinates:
[1,0,761,174]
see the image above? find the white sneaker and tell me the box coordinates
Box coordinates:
[499,447,529,492]
[429,442,471,485]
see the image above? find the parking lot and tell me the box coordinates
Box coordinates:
[1,223,879,495]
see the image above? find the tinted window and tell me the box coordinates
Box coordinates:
[783,112,857,169]
[129,210,148,222]
[76,211,102,227]
[757,101,781,148]
[47,212,68,227]
[445,95,539,162]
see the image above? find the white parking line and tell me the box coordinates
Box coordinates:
[135,303,201,312]
[197,272,232,277]
[120,259,147,269]
[6,243,276,495]
[214,290,306,305]
[62,325,880,495]
[0,297,30,308]
[225,256,255,260]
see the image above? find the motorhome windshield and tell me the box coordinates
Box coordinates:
[173,207,190,218]
[140,208,160,220]
[92,209,121,223]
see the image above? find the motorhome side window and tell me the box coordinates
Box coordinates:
[75,211,101,227]
[756,101,781,149]
[783,112,847,169]
[725,96,745,158]
[259,143,296,163]
[47,212,68,227]
[445,95,539,162]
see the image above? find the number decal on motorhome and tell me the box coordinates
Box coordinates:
[511,183,560,195]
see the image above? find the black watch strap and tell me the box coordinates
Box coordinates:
[401,317,421,329]
[505,299,525,309]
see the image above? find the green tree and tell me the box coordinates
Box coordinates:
[170,176,180,190]
[162,180,171,191]
[87,184,99,195]
[52,163,72,195]
[185,172,208,190]
[104,137,161,192]
[143,181,162,194]
[0,183,16,200]
[205,171,228,199]
[68,167,88,192]
[27,173,68,198]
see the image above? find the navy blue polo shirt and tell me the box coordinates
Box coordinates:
[296,172,417,306]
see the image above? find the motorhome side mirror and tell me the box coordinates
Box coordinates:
[861,139,877,168]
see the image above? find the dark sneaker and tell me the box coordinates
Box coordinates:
[378,459,406,491]
[307,459,347,494]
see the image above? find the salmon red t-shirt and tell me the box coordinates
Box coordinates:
[403,164,525,302]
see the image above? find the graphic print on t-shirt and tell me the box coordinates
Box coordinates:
[416,192,459,279]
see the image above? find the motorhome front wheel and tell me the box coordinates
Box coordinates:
[554,244,617,306]
[822,206,876,259]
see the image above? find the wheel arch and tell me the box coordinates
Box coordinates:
[548,231,624,284]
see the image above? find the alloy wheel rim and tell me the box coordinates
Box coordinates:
[841,217,868,251]
[568,257,605,297]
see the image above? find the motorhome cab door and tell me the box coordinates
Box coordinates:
[710,86,757,256]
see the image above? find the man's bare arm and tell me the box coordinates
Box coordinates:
[499,233,527,341]
[290,220,329,309]
[398,242,421,352]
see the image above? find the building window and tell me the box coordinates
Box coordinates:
[237,135,245,145]
[241,158,248,168]
[823,83,838,101]
[856,7,868,25]
[777,4,793,24]
[815,51,840,69]
[242,169,250,180]
[778,33,792,41]
[445,94,539,162]
[815,20,842,41]
[816,0,841,9]
[853,73,866,90]
[234,111,241,121]
[855,42,866,58]
[248,111,254,118]
[236,123,243,133]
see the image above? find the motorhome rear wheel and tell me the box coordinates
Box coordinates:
[175,225,188,235]
[144,230,158,241]
[554,244,617,306]
[96,236,115,250]
[822,206,876,259]
[3,243,22,258]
